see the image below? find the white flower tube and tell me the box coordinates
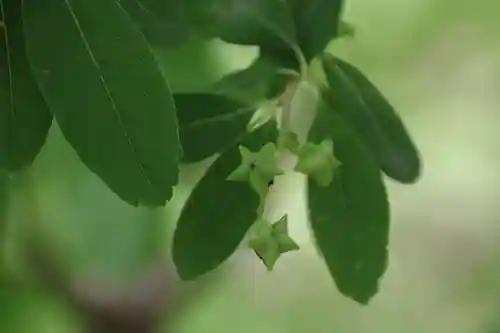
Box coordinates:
[281,79,321,145]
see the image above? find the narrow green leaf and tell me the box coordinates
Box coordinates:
[185,0,297,50]
[260,44,301,72]
[287,0,344,61]
[0,0,52,171]
[22,0,180,206]
[172,122,277,280]
[119,0,189,47]
[175,93,254,163]
[321,54,421,184]
[211,56,290,104]
[307,101,390,304]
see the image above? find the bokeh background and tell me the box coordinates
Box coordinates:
[2,0,500,332]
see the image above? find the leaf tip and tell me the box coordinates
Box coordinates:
[172,249,204,282]
[382,151,422,184]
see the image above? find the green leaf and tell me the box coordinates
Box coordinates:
[211,56,290,104]
[307,101,390,305]
[260,44,301,72]
[185,0,297,50]
[0,0,52,171]
[175,93,255,163]
[287,0,344,62]
[321,54,421,184]
[119,0,189,47]
[22,0,180,206]
[172,122,277,280]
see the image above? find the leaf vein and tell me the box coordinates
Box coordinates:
[62,0,154,188]
[182,107,253,129]
[0,0,14,121]
[253,11,295,48]
[130,0,172,28]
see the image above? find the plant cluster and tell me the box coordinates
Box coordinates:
[0,0,421,304]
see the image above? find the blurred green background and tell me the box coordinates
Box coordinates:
[2,0,500,332]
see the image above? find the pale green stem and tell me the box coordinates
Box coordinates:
[276,68,300,78]
[292,45,309,79]
[277,79,299,148]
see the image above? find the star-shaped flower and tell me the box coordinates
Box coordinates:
[248,215,300,271]
[227,143,283,210]
[294,139,341,186]
[252,142,284,180]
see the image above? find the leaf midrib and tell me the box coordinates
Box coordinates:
[130,0,179,29]
[181,106,254,129]
[333,63,394,152]
[62,0,154,189]
[0,0,15,124]
[249,4,296,49]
